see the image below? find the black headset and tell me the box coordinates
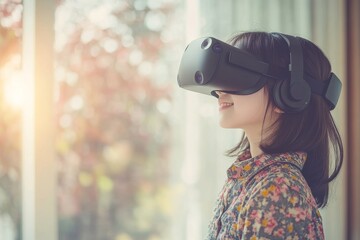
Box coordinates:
[177,33,342,112]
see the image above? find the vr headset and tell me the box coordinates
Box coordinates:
[177,33,342,112]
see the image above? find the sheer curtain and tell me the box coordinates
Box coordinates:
[172,0,346,239]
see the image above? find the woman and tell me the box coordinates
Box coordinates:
[206,32,343,239]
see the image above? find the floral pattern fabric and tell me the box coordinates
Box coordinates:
[207,149,324,240]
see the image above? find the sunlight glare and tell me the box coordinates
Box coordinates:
[3,71,25,109]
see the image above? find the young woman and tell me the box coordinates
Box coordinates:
[206,32,343,239]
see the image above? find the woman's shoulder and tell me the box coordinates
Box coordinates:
[237,162,324,239]
[245,161,317,208]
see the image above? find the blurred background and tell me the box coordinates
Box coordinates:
[0,0,359,240]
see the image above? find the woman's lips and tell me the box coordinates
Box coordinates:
[219,102,234,111]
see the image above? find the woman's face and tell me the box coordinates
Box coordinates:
[216,88,279,131]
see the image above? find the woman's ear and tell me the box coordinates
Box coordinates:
[274,107,284,114]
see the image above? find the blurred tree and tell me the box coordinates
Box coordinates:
[55,0,182,239]
[0,1,23,240]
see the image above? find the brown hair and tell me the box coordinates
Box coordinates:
[226,32,343,208]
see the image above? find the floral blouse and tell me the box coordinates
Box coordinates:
[207,149,324,240]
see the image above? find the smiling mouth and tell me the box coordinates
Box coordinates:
[219,102,234,110]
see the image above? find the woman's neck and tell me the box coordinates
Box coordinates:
[245,129,263,158]
[249,144,263,158]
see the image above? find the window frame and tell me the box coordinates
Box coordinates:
[22,0,57,239]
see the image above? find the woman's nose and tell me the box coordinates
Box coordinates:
[215,90,225,96]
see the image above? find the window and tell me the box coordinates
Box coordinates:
[55,0,183,239]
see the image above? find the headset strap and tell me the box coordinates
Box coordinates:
[304,72,342,110]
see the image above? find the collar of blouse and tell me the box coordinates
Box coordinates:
[227,149,307,181]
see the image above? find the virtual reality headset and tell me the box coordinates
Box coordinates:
[177,34,342,112]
